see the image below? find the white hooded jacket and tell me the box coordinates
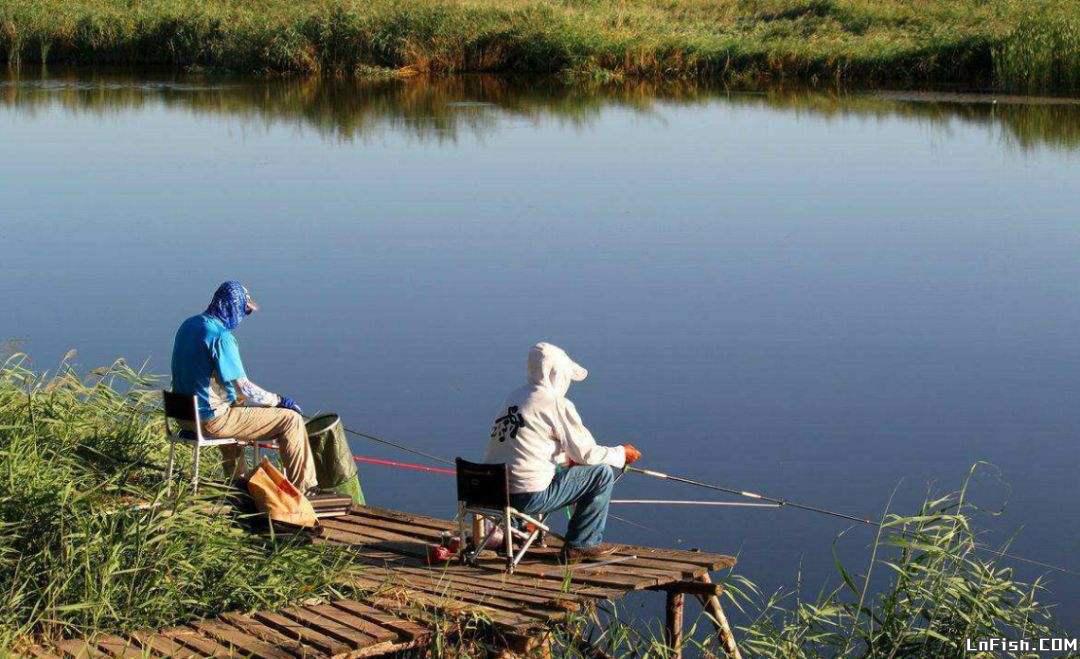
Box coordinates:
[484,342,626,494]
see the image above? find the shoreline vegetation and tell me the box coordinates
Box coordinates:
[3,71,1080,151]
[1,0,1079,93]
[0,354,1069,656]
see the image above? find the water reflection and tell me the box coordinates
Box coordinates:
[3,69,1079,150]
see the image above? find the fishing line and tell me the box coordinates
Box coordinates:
[626,466,874,524]
[334,445,1078,576]
[624,466,1080,577]
[612,498,781,508]
[331,421,456,466]
[333,426,1079,575]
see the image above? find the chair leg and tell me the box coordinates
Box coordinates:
[456,503,467,560]
[165,439,176,496]
[511,522,541,569]
[504,506,515,573]
[192,442,202,494]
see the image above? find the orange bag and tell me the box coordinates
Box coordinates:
[247,457,317,528]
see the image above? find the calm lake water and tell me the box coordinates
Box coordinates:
[2,70,1078,633]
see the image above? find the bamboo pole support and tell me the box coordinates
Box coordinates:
[696,574,741,659]
[664,591,685,658]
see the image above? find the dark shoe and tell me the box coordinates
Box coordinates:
[560,543,620,562]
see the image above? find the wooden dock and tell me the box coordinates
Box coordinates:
[26,505,738,658]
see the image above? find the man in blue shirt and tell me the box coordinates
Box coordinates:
[171,281,318,493]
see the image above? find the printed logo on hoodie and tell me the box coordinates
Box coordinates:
[491,406,526,442]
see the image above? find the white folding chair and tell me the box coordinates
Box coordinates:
[162,391,247,494]
[455,458,562,573]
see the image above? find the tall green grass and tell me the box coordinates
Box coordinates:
[547,467,1065,657]
[1,0,1078,92]
[0,355,1070,656]
[734,468,1063,657]
[0,354,357,652]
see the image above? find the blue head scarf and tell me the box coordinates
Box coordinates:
[205,281,251,331]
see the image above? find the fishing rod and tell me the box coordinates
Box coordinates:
[627,466,874,525]
[611,498,780,508]
[308,420,1079,577]
[624,466,1080,577]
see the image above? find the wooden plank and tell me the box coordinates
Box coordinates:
[315,526,395,550]
[24,647,64,659]
[305,604,397,644]
[364,563,589,617]
[319,519,428,550]
[277,607,377,650]
[334,513,449,541]
[473,556,663,590]
[253,611,348,656]
[191,620,294,659]
[351,506,455,532]
[127,631,197,658]
[342,511,685,577]
[351,569,565,622]
[329,601,430,643]
[332,514,710,580]
[218,614,313,658]
[390,558,622,599]
[379,564,584,610]
[53,640,99,659]
[326,526,628,600]
[161,627,233,657]
[605,545,735,571]
[350,507,733,571]
[349,576,541,629]
[315,524,424,558]
[92,635,145,658]
[327,517,682,595]
[516,546,706,580]
[648,580,725,597]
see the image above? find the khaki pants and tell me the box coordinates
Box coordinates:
[203,407,318,492]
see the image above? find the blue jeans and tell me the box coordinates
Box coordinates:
[510,465,614,549]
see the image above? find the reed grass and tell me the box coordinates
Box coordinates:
[0,354,358,652]
[1,0,1078,92]
[546,466,1065,657]
[0,355,1069,655]
[734,465,1063,658]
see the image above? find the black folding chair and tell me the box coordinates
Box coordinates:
[455,458,561,573]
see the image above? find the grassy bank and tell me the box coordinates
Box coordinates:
[1,0,1078,92]
[0,355,361,651]
[0,355,1069,655]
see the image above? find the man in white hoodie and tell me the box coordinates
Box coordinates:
[485,342,642,560]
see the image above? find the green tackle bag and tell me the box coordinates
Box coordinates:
[305,413,366,505]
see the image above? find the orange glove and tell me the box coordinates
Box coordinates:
[622,444,642,465]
